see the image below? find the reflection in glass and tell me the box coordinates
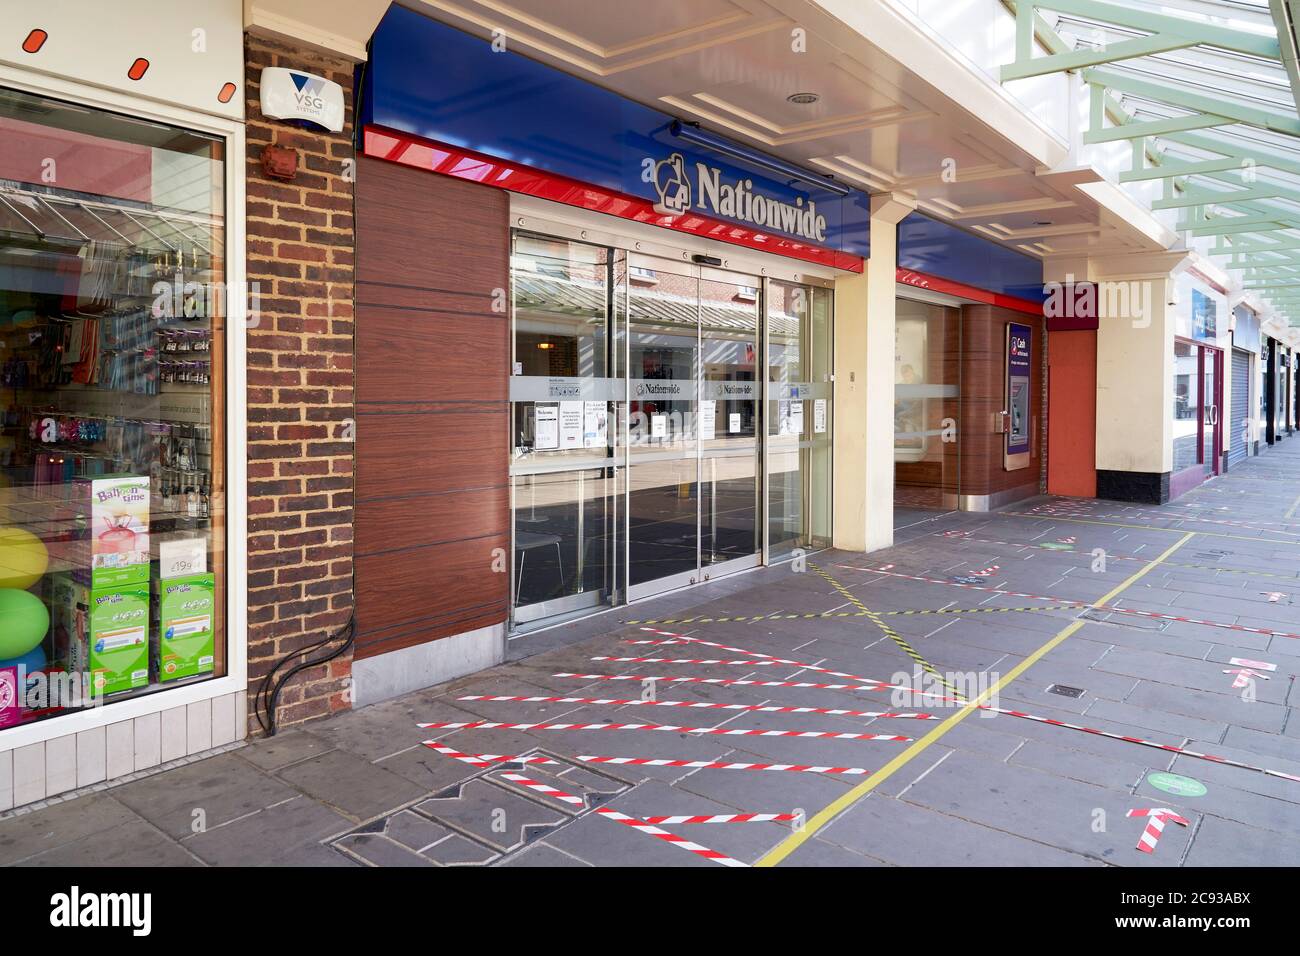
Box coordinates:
[894,298,960,510]
[512,469,615,612]
[627,267,698,587]
[1172,340,1200,473]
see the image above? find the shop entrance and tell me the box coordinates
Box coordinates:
[509,231,832,627]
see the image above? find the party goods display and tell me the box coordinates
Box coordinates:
[154,573,216,682]
[68,474,151,588]
[0,526,49,591]
[52,575,149,697]
[0,587,49,658]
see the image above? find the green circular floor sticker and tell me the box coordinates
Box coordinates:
[1148,772,1207,797]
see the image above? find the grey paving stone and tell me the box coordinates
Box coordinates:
[819,792,1099,867]
[415,778,568,852]
[1222,724,1300,761]
[333,832,437,867]
[896,750,1189,866]
[1184,815,1300,866]
[780,835,890,866]
[497,842,593,866]
[111,752,299,839]
[1008,738,1150,790]
[0,794,141,865]
[275,749,428,821]
[21,818,202,867]
[1123,681,1287,733]
[183,796,352,866]
[237,730,335,771]
[1084,699,1226,742]
[1133,774,1300,838]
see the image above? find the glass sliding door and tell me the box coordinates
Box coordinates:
[509,230,833,625]
[699,270,760,574]
[625,258,699,596]
[766,280,833,558]
[509,234,617,624]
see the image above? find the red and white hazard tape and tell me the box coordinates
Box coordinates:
[1024,503,1300,537]
[603,629,1300,785]
[838,564,1300,642]
[421,741,556,767]
[639,812,799,825]
[557,672,889,692]
[1127,807,1189,855]
[455,693,939,720]
[497,772,747,867]
[425,736,876,776]
[420,718,911,741]
[969,565,1000,577]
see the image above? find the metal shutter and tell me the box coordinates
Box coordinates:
[1229,348,1250,467]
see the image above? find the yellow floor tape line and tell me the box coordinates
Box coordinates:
[756,530,1196,867]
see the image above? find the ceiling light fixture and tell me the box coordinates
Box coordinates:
[787,92,820,105]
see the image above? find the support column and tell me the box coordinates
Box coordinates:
[833,192,915,552]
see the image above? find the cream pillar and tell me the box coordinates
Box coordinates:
[833,193,915,553]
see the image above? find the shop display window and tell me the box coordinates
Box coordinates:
[0,87,226,728]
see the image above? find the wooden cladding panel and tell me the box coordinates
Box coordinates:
[354,158,510,660]
[959,304,1045,498]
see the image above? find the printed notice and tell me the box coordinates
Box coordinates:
[583,401,608,448]
[651,414,667,438]
[814,398,827,434]
[790,400,804,435]
[729,412,741,434]
[559,401,583,449]
[700,400,716,441]
[535,404,559,450]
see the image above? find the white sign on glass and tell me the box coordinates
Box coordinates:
[535,404,559,450]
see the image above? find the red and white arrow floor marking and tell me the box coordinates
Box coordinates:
[496,772,747,867]
[420,719,912,741]
[1223,667,1271,689]
[837,564,1300,641]
[455,693,939,720]
[1127,808,1190,854]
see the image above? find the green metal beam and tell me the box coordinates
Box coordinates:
[1156,186,1283,210]
[1183,218,1298,237]
[1084,109,1230,145]
[1015,0,1281,59]
[1085,68,1300,138]
[1002,33,1197,82]
[1121,157,1252,183]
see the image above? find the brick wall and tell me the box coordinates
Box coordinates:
[243,33,356,733]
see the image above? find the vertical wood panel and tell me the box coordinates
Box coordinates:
[354,158,509,659]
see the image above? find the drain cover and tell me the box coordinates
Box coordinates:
[1047,684,1086,699]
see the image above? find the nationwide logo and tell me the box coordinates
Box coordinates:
[636,382,683,396]
[649,153,829,243]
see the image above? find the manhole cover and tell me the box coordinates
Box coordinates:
[326,751,631,866]
[1047,684,1086,699]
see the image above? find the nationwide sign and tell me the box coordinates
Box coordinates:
[651,153,829,243]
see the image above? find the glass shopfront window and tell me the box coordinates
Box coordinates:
[893,297,960,510]
[0,88,226,727]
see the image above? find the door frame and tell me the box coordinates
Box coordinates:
[506,204,837,627]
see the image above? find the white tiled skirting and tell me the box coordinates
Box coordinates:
[0,690,247,812]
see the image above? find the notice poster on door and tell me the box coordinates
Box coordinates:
[729,412,741,434]
[558,401,583,449]
[535,404,559,450]
[814,398,827,434]
[583,401,607,449]
[790,400,804,436]
[1005,323,1032,470]
[700,399,716,441]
